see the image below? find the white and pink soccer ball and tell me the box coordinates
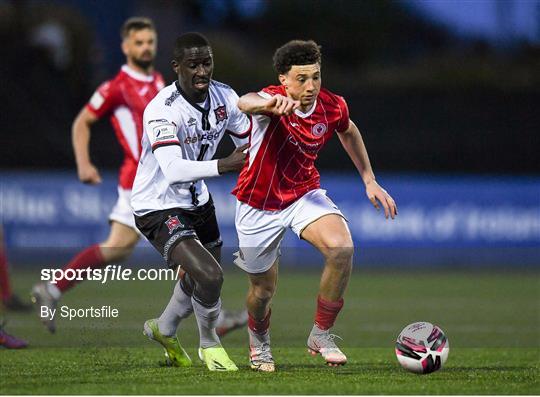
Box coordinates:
[395,322,449,374]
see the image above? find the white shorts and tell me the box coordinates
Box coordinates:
[234,188,346,274]
[109,187,138,231]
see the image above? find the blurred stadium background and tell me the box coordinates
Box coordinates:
[1,0,538,266]
[0,1,538,392]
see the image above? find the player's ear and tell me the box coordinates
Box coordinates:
[278,74,287,87]
[171,60,179,74]
[121,39,129,57]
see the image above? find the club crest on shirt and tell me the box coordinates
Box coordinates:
[214,105,228,123]
[312,123,327,137]
[165,216,184,234]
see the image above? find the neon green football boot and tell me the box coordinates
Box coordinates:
[198,346,238,371]
[143,318,192,367]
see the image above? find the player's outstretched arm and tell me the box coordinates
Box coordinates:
[337,120,398,219]
[72,107,101,185]
[153,144,248,185]
[238,93,300,116]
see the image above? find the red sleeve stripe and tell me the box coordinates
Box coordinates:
[227,115,252,138]
[151,140,181,152]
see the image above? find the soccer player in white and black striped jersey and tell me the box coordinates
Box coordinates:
[131,32,251,371]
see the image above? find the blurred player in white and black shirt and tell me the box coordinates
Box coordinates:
[131,33,250,371]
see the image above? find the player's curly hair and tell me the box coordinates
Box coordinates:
[121,17,155,39]
[173,32,211,61]
[273,40,321,74]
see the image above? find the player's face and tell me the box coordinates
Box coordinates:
[279,63,321,110]
[122,28,157,70]
[173,46,213,100]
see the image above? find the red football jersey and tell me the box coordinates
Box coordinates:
[233,85,350,211]
[86,65,165,189]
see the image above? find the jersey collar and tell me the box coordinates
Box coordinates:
[175,81,211,113]
[175,81,212,131]
[121,65,155,82]
[294,100,317,118]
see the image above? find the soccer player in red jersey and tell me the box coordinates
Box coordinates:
[31,18,246,336]
[233,40,397,371]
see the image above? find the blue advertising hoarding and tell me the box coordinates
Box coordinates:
[1,171,539,266]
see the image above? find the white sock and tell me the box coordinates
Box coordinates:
[192,297,221,348]
[46,283,61,300]
[216,309,226,327]
[157,280,193,336]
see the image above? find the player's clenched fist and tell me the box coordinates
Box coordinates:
[266,94,300,116]
[218,143,249,174]
[77,162,102,184]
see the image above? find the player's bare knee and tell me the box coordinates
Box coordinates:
[317,227,353,252]
[322,239,354,268]
[251,281,275,304]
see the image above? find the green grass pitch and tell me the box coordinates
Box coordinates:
[1,267,539,394]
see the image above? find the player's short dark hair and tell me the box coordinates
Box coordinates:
[173,32,211,61]
[121,17,155,39]
[273,40,321,74]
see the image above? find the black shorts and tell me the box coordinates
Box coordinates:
[134,196,222,266]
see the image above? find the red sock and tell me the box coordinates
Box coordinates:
[248,309,271,335]
[55,244,105,292]
[0,246,12,301]
[314,295,344,330]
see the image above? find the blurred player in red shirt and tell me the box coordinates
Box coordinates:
[233,40,397,371]
[31,18,246,336]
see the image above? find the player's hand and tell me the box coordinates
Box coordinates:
[77,162,102,185]
[217,143,249,174]
[365,180,397,219]
[266,94,300,116]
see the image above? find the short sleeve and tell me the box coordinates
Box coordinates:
[336,95,350,133]
[85,81,119,119]
[258,85,282,99]
[254,85,284,118]
[143,103,181,153]
[225,89,252,139]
